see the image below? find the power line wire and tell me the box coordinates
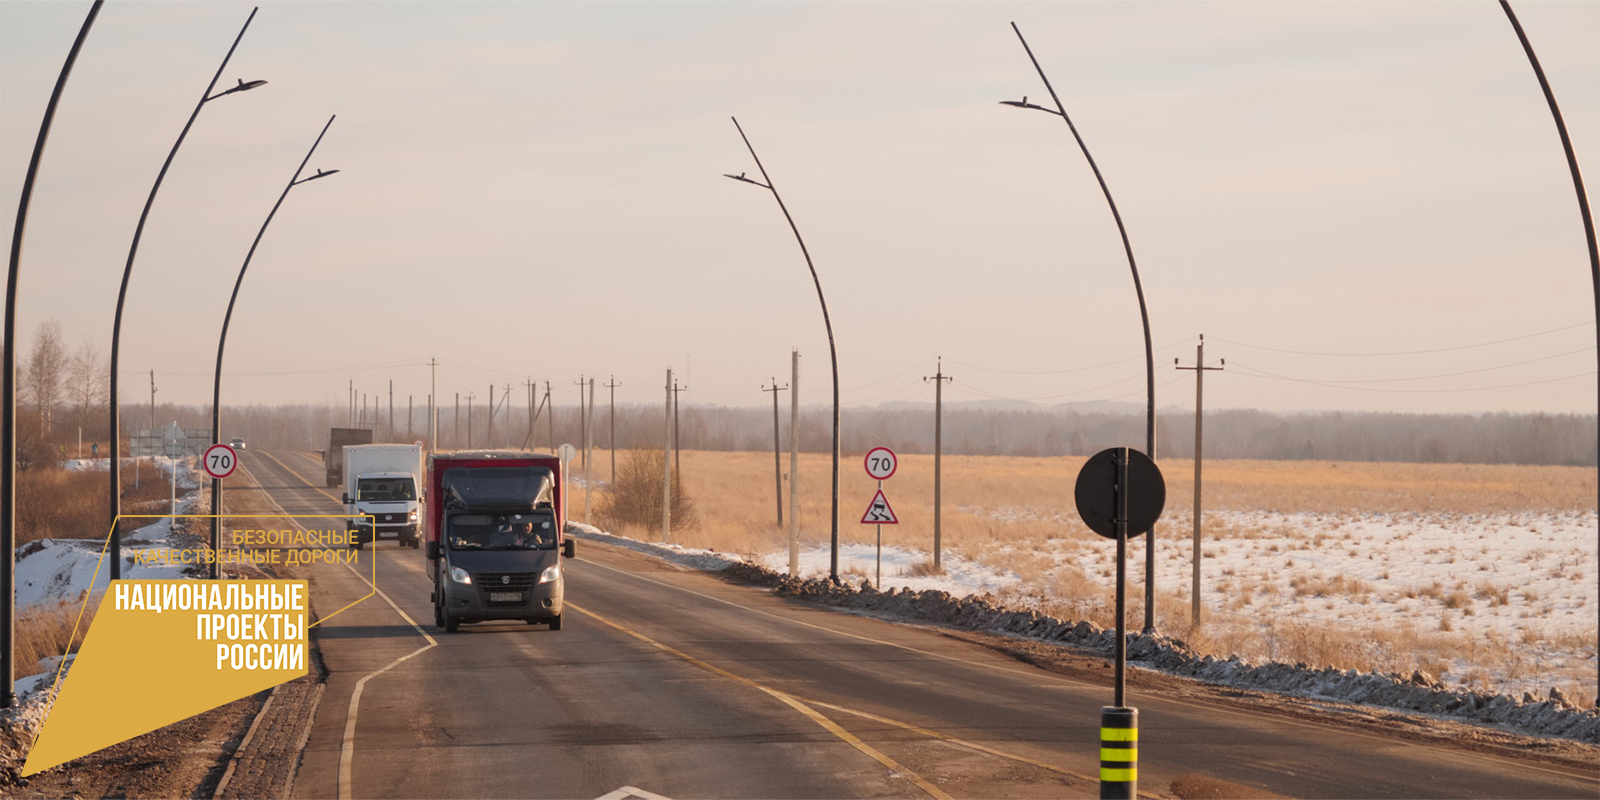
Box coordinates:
[1229,360,1597,394]
[1211,320,1593,357]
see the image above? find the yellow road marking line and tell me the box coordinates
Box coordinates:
[569,602,953,800]
[575,551,1600,786]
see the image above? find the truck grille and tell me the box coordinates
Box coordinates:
[474,572,538,590]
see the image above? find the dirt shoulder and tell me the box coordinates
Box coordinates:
[2,464,324,799]
[935,626,1600,773]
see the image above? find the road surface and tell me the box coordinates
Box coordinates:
[233,449,1598,799]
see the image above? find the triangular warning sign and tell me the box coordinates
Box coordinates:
[860,488,899,524]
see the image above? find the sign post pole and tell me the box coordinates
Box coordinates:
[861,447,899,588]
[1074,446,1163,800]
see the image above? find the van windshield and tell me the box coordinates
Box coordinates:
[447,512,556,550]
[357,477,415,502]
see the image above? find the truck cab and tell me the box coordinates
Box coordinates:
[343,444,424,549]
[425,452,574,632]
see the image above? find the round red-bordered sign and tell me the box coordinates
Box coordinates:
[203,443,239,479]
[863,447,897,480]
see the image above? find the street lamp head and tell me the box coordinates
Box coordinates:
[206,78,269,102]
[293,168,340,186]
[723,171,770,189]
[999,97,1059,115]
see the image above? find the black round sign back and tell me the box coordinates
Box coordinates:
[1074,447,1166,540]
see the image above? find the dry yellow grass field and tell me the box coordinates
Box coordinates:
[593,448,1597,705]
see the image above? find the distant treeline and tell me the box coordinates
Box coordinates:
[121,402,1598,468]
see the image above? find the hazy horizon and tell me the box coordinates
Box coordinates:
[4,1,1596,416]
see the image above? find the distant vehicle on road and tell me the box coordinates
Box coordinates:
[343,443,424,550]
[323,427,373,487]
[426,451,574,632]
[230,437,247,450]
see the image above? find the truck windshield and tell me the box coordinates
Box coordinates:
[447,512,556,550]
[357,477,415,502]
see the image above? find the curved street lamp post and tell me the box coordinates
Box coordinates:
[1002,22,1160,633]
[110,7,265,580]
[724,117,844,585]
[3,0,102,712]
[208,116,338,577]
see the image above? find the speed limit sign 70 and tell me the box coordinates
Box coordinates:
[203,443,238,479]
[864,447,897,480]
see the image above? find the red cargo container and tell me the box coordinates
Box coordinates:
[424,451,572,632]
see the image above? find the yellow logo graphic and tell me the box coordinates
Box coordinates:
[23,579,309,775]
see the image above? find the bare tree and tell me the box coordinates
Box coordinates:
[66,337,106,434]
[24,319,67,439]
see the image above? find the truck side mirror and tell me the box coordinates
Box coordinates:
[563,539,576,559]
[427,541,441,560]
[341,493,351,505]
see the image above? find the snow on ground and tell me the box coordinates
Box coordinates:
[14,458,204,611]
[578,507,1597,705]
[14,523,192,609]
[64,456,200,490]
[761,542,1020,596]
[961,506,1599,699]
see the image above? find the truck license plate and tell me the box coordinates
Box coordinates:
[379,531,398,538]
[488,591,523,603]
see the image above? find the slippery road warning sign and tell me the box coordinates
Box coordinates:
[860,489,899,524]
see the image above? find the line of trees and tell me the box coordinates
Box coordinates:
[10,317,1594,469]
[124,399,1597,468]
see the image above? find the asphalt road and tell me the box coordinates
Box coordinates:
[236,449,1599,800]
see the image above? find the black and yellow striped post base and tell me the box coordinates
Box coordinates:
[1100,706,1138,799]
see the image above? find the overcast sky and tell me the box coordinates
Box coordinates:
[3,0,1596,418]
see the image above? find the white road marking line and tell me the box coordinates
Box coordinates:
[595,786,672,800]
[252,451,439,800]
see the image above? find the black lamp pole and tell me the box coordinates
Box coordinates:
[725,117,843,585]
[1002,22,1159,633]
[1496,0,1599,689]
[109,7,265,581]
[208,116,338,577]
[3,0,102,710]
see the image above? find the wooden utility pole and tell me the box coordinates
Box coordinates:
[924,358,952,571]
[1176,334,1223,626]
[428,358,437,455]
[388,380,394,442]
[407,395,413,441]
[453,393,460,449]
[762,379,788,526]
[585,377,595,524]
[523,379,535,449]
[545,381,554,454]
[671,379,688,480]
[662,368,673,541]
[789,349,800,576]
[466,392,475,448]
[605,376,621,486]
[582,376,595,470]
[149,370,157,432]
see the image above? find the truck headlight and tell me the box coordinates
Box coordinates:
[450,566,472,585]
[409,510,419,523]
[538,565,560,585]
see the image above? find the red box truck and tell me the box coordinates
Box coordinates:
[425,451,575,632]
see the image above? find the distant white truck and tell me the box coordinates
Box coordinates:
[342,444,424,549]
